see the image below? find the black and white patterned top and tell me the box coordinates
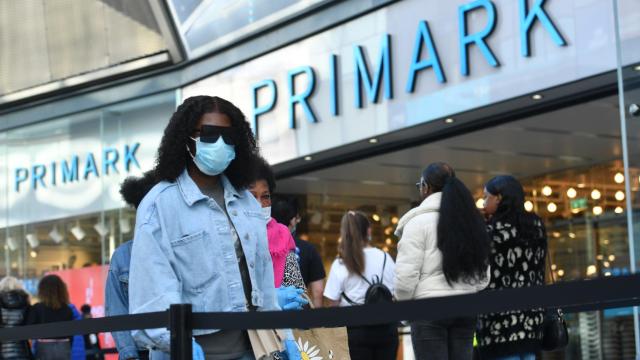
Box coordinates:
[281,252,306,290]
[477,218,547,358]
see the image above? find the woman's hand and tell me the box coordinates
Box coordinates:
[276,286,308,310]
[282,339,301,360]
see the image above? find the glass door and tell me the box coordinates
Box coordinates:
[614,0,640,358]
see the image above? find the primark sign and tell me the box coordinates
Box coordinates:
[183,0,625,165]
[249,0,566,137]
[14,143,141,192]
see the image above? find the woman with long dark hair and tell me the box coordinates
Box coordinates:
[27,274,74,360]
[394,162,490,360]
[476,176,547,360]
[128,96,302,359]
[324,211,398,360]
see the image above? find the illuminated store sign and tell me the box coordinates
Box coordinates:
[182,0,624,165]
[249,0,566,136]
[14,143,141,192]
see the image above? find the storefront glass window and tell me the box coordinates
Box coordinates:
[614,0,640,356]
[278,93,636,358]
[0,91,175,285]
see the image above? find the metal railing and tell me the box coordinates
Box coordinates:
[0,275,639,359]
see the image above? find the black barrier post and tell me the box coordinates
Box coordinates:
[170,304,193,360]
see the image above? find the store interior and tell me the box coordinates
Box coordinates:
[279,93,638,359]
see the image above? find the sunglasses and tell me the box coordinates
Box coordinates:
[193,125,239,145]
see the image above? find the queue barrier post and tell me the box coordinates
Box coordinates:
[170,304,193,360]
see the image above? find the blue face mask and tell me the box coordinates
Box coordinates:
[188,137,236,176]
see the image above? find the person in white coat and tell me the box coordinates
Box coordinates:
[394,162,491,360]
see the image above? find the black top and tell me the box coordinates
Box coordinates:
[477,218,547,357]
[294,237,326,286]
[0,290,31,359]
[26,303,74,340]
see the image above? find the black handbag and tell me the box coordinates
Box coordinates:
[541,250,569,351]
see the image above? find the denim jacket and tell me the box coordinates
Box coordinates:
[129,170,279,352]
[105,241,139,360]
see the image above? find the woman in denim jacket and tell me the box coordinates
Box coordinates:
[128,96,304,360]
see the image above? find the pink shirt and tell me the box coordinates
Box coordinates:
[267,218,296,287]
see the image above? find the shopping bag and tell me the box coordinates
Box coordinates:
[292,293,350,360]
[292,326,351,360]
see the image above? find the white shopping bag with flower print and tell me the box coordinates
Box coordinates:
[292,327,351,360]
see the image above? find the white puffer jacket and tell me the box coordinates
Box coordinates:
[394,192,490,301]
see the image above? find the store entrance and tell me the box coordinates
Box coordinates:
[279,94,638,359]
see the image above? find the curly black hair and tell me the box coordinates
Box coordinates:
[120,170,158,208]
[253,156,276,193]
[154,95,260,190]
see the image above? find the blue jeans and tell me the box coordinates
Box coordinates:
[488,354,536,360]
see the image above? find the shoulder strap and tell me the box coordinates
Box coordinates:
[341,292,359,305]
[380,251,388,280]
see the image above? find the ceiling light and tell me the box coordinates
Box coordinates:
[94,222,109,237]
[49,227,63,244]
[444,118,455,124]
[569,232,576,239]
[615,191,625,201]
[577,183,586,188]
[586,265,597,276]
[71,224,86,241]
[615,207,624,215]
[383,246,389,252]
[532,94,543,100]
[524,201,534,212]
[368,138,379,144]
[591,189,601,200]
[310,211,322,225]
[566,188,577,199]
[635,65,640,71]
[593,206,603,216]
[385,238,393,245]
[476,199,484,209]
[551,264,557,270]
[596,254,604,261]
[552,231,561,238]
[614,172,625,184]
[372,214,381,222]
[30,250,38,258]
[609,255,616,262]
[26,234,39,249]
[119,218,132,234]
[603,239,610,245]
[547,202,557,213]
[603,261,610,268]
[557,269,565,277]
[391,216,399,225]
[604,271,612,277]
[304,156,312,161]
[6,237,17,252]
[542,186,552,196]
[384,227,393,236]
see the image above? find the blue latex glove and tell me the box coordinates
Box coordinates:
[192,338,205,360]
[277,286,308,310]
[280,339,301,360]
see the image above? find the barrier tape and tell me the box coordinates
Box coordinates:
[1,274,639,342]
